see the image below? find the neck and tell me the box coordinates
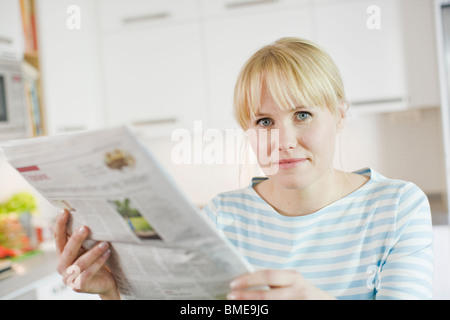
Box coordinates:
[256,168,344,217]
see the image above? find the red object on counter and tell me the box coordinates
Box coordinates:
[36,227,43,243]
[0,245,18,258]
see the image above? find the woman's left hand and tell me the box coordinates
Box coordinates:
[227,269,336,300]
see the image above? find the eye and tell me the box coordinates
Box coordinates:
[295,111,311,121]
[256,118,273,127]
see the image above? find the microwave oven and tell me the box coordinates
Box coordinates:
[0,59,29,140]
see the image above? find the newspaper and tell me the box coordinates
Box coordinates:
[1,126,253,300]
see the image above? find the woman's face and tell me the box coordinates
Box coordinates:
[247,91,343,190]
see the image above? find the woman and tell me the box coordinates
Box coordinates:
[54,37,433,300]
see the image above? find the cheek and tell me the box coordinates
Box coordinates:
[302,123,337,157]
[248,130,278,161]
[248,135,259,156]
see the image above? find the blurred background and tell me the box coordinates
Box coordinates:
[0,0,449,299]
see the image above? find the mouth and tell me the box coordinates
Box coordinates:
[276,158,307,169]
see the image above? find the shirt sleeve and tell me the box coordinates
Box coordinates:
[201,196,220,227]
[376,182,434,299]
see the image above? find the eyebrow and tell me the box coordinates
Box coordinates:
[255,106,309,117]
[254,112,271,117]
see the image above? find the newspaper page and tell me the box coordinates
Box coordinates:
[1,126,253,300]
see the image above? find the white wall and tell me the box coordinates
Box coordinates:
[337,107,446,194]
[137,128,262,207]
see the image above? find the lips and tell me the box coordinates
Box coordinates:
[277,158,307,169]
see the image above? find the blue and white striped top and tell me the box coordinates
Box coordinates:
[202,168,434,300]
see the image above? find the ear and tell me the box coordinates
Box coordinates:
[336,102,348,133]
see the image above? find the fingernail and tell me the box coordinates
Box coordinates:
[229,279,239,289]
[78,226,87,235]
[227,292,237,300]
[102,249,111,257]
[99,242,108,250]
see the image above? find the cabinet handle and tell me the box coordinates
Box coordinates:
[0,36,12,44]
[122,12,170,25]
[132,118,178,126]
[56,126,87,133]
[350,97,405,107]
[225,0,278,9]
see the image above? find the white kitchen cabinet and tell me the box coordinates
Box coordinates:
[0,0,24,60]
[98,0,199,32]
[36,0,441,136]
[202,2,314,130]
[101,21,208,135]
[200,0,310,17]
[35,0,104,135]
[313,0,440,112]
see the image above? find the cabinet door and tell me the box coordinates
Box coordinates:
[314,0,406,107]
[203,6,314,130]
[201,0,310,17]
[0,0,24,60]
[98,0,199,32]
[101,22,208,135]
[36,0,103,135]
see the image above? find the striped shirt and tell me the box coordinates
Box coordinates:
[202,168,434,300]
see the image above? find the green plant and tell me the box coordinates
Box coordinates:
[109,198,140,217]
[0,192,36,215]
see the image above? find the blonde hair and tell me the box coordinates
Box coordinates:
[234,37,348,130]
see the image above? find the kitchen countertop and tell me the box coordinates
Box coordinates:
[0,250,58,299]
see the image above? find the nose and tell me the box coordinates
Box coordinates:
[277,124,299,151]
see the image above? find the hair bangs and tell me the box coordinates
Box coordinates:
[234,38,347,130]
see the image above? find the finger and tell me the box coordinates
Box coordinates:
[56,225,89,275]
[72,241,110,272]
[54,209,69,256]
[230,269,299,289]
[75,248,112,292]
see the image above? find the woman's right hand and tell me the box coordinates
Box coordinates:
[54,209,120,300]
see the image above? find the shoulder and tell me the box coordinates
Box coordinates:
[356,167,427,198]
[201,177,268,222]
[355,168,430,219]
[203,179,264,210]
